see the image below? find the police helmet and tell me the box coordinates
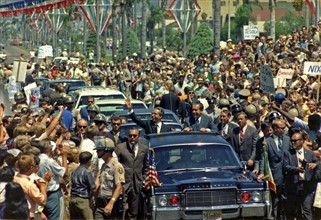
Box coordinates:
[288,108,299,118]
[268,111,281,123]
[14,92,24,100]
[94,114,107,124]
[64,96,74,104]
[219,99,230,108]
[245,104,258,117]
[94,137,115,152]
[275,93,285,101]
[231,104,243,113]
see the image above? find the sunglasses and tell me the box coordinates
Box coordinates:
[129,134,138,138]
[78,125,87,129]
[112,123,121,126]
[290,139,302,143]
[188,92,194,94]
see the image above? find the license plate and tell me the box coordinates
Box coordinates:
[202,210,222,220]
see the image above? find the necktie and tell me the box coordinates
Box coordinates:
[114,134,118,144]
[156,124,160,134]
[278,136,283,156]
[195,119,200,131]
[239,129,244,143]
[131,144,136,158]
[297,150,305,180]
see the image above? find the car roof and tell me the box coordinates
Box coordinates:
[73,87,125,95]
[147,132,229,148]
[95,99,145,105]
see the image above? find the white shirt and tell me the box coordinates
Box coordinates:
[156,122,162,134]
[296,148,305,180]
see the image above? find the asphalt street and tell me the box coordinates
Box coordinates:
[2,45,30,64]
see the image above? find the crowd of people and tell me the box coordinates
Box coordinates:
[1,23,321,220]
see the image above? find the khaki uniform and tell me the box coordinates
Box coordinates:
[95,157,125,220]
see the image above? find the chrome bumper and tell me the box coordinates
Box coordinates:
[151,203,271,219]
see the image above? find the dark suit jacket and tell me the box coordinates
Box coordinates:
[183,114,216,132]
[283,147,320,193]
[129,111,172,135]
[106,131,128,145]
[114,141,149,193]
[217,122,238,143]
[159,93,180,114]
[264,135,290,186]
[229,125,258,162]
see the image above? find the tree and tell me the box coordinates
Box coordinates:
[117,28,139,61]
[264,10,305,39]
[147,5,163,53]
[213,0,221,56]
[155,25,182,52]
[234,4,255,40]
[186,22,213,58]
[141,0,147,58]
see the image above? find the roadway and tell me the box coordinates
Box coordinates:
[2,45,30,64]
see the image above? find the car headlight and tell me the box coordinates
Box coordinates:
[158,195,167,207]
[252,191,262,202]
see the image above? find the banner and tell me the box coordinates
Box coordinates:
[303,62,321,76]
[168,0,201,33]
[260,65,275,94]
[29,87,40,112]
[79,0,112,34]
[0,82,12,116]
[243,25,259,40]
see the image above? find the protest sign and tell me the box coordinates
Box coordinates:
[303,62,321,76]
[23,82,37,104]
[13,60,28,82]
[243,25,259,40]
[0,82,12,116]
[29,87,40,112]
[38,45,53,59]
[260,65,275,94]
[277,68,294,79]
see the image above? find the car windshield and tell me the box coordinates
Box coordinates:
[79,95,125,106]
[119,113,177,122]
[154,145,241,171]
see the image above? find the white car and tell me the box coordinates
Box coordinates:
[95,99,148,120]
[0,52,7,62]
[72,87,127,110]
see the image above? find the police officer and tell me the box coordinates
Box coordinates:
[94,137,125,219]
[12,92,28,113]
[94,114,108,136]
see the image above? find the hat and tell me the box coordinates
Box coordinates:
[94,137,115,151]
[227,39,233,43]
[238,89,251,97]
[208,98,216,105]
[233,54,240,59]
[197,78,204,82]
[132,53,138,57]
[268,112,281,122]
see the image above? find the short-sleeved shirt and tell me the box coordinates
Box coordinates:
[98,157,125,199]
[70,164,96,199]
[37,154,65,192]
[14,174,46,218]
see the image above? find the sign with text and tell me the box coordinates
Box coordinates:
[38,45,53,59]
[260,65,275,94]
[277,68,294,79]
[303,62,321,75]
[243,25,259,40]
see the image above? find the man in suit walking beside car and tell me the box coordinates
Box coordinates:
[125,99,172,135]
[283,131,320,220]
[264,119,290,220]
[114,128,149,220]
